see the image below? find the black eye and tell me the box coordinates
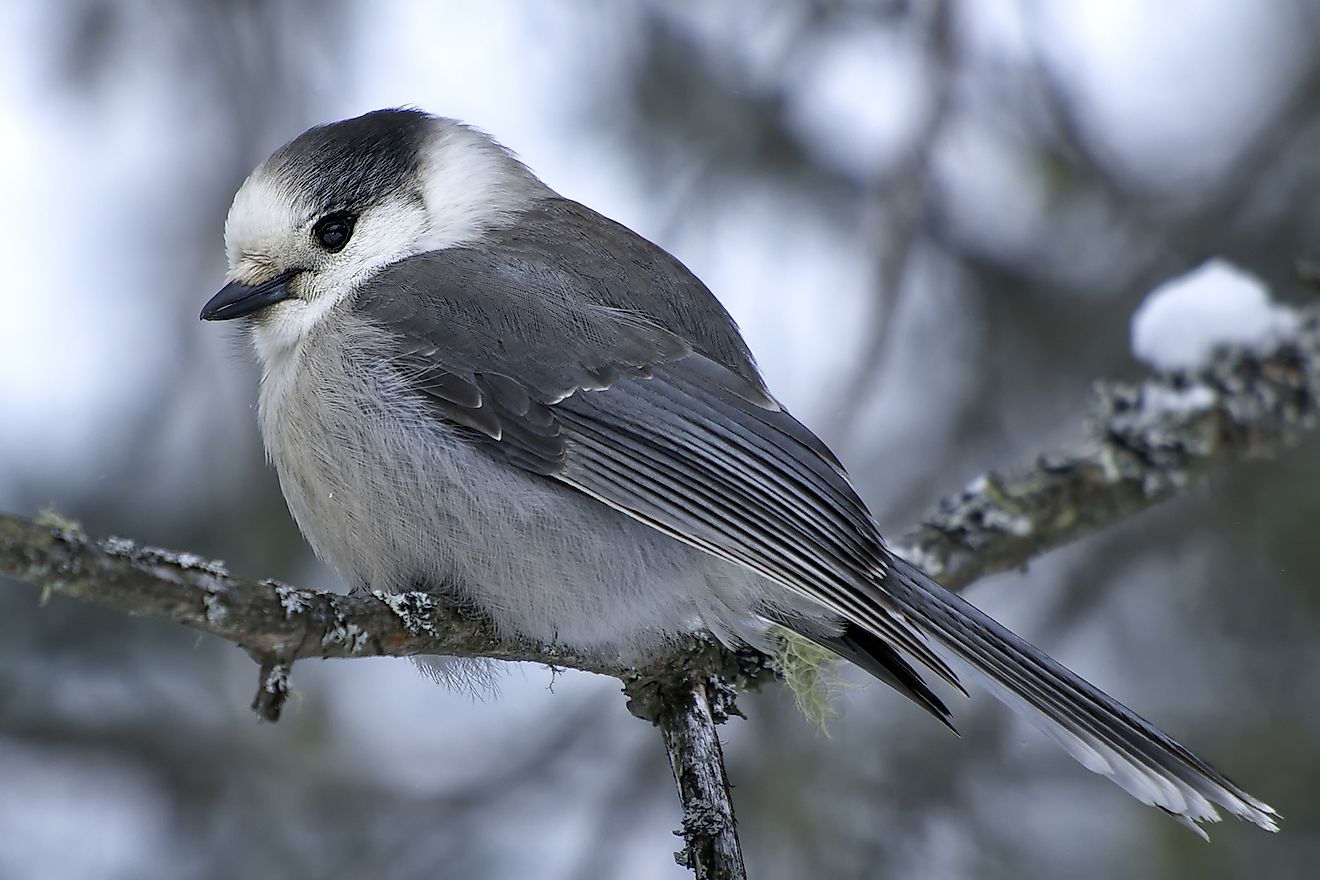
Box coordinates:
[312,211,356,252]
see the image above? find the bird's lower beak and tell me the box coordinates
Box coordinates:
[200,269,301,321]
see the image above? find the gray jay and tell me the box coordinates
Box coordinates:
[202,108,1277,836]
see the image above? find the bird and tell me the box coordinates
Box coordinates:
[201,108,1278,837]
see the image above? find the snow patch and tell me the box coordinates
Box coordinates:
[1139,383,1217,416]
[1131,260,1297,370]
[201,590,227,625]
[272,583,313,619]
[372,590,439,637]
[321,619,369,654]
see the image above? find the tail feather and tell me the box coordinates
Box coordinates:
[815,622,956,731]
[883,554,1279,837]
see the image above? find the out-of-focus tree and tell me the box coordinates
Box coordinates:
[2,2,1317,878]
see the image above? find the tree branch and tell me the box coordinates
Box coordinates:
[3,304,1318,878]
[894,305,1320,588]
[650,675,746,879]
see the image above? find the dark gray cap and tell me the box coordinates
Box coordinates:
[264,108,435,214]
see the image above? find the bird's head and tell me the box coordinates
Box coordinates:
[202,108,547,360]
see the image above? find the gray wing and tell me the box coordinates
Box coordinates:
[358,247,959,684]
[355,244,1278,835]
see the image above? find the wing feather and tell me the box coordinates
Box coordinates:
[555,382,962,687]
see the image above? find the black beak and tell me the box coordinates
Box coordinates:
[200,269,302,321]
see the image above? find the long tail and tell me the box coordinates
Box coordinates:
[883,554,1279,838]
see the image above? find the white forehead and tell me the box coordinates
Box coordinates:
[224,169,302,278]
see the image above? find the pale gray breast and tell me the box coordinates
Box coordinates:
[257,319,419,588]
[256,314,760,655]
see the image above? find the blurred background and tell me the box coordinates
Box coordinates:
[2,1,1319,878]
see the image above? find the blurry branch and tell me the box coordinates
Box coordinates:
[624,8,865,203]
[836,0,955,440]
[1026,5,1320,257]
[2,684,616,820]
[3,303,1320,877]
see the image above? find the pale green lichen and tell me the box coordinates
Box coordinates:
[768,627,850,735]
[36,506,84,538]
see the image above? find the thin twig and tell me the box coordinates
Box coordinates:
[652,675,747,880]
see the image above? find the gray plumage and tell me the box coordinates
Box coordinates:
[206,109,1279,836]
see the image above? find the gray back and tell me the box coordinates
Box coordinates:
[480,198,766,390]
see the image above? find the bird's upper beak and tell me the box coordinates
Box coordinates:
[200,269,302,321]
